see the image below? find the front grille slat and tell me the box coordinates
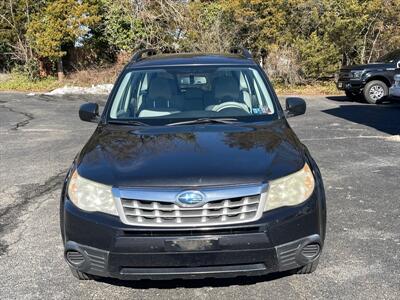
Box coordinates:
[121,198,259,211]
[120,195,262,227]
[124,207,258,218]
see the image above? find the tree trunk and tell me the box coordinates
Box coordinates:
[57,58,64,81]
[38,58,48,77]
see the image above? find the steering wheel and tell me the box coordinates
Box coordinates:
[213,102,250,113]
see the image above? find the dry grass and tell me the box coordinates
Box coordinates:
[274,81,342,96]
[64,66,342,96]
[1,62,343,96]
[64,63,125,87]
[0,73,61,92]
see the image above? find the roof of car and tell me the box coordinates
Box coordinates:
[128,53,257,68]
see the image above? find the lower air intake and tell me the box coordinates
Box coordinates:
[66,250,85,266]
[301,243,320,259]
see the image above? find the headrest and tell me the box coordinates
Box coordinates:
[147,77,173,100]
[213,76,240,101]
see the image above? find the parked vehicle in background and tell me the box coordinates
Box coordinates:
[389,73,400,98]
[337,49,400,104]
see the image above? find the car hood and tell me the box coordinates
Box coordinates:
[340,62,392,71]
[76,119,306,187]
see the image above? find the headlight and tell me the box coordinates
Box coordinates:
[67,169,118,216]
[264,163,315,212]
[351,70,364,79]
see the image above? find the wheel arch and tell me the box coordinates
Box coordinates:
[365,75,391,87]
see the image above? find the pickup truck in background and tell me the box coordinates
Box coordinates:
[337,49,400,104]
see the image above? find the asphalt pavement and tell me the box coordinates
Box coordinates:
[0,93,399,299]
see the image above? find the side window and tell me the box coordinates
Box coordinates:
[193,76,207,85]
[110,72,132,118]
[250,69,274,113]
[135,73,149,111]
[252,76,264,105]
[239,71,253,109]
[239,72,247,90]
[178,75,207,88]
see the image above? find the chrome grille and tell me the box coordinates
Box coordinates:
[121,196,260,226]
[113,184,267,227]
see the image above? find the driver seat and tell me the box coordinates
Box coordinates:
[205,76,249,112]
[213,76,241,103]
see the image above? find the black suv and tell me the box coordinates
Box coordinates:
[337,49,400,104]
[60,48,326,281]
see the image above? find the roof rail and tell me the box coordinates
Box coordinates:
[130,49,157,63]
[229,47,252,59]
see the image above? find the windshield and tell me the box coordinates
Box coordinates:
[376,49,400,63]
[108,66,277,125]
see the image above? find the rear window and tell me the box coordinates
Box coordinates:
[179,75,207,87]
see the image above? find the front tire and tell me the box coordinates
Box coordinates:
[363,80,388,104]
[345,90,364,101]
[69,267,93,280]
[293,257,320,274]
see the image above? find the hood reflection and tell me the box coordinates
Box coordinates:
[77,121,305,187]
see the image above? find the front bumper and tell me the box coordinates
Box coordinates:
[62,190,325,280]
[336,79,364,91]
[65,234,320,280]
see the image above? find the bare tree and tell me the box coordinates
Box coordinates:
[0,0,39,78]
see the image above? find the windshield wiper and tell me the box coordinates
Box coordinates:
[108,120,150,126]
[167,118,239,126]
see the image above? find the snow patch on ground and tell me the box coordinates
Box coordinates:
[385,135,400,142]
[44,84,114,95]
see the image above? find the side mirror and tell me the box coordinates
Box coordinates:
[79,102,99,122]
[285,97,306,118]
[397,61,400,69]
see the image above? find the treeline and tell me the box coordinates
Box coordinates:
[1,0,399,84]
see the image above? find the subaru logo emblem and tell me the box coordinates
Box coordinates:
[176,191,206,207]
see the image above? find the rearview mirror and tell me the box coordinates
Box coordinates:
[285,97,306,118]
[79,102,99,122]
